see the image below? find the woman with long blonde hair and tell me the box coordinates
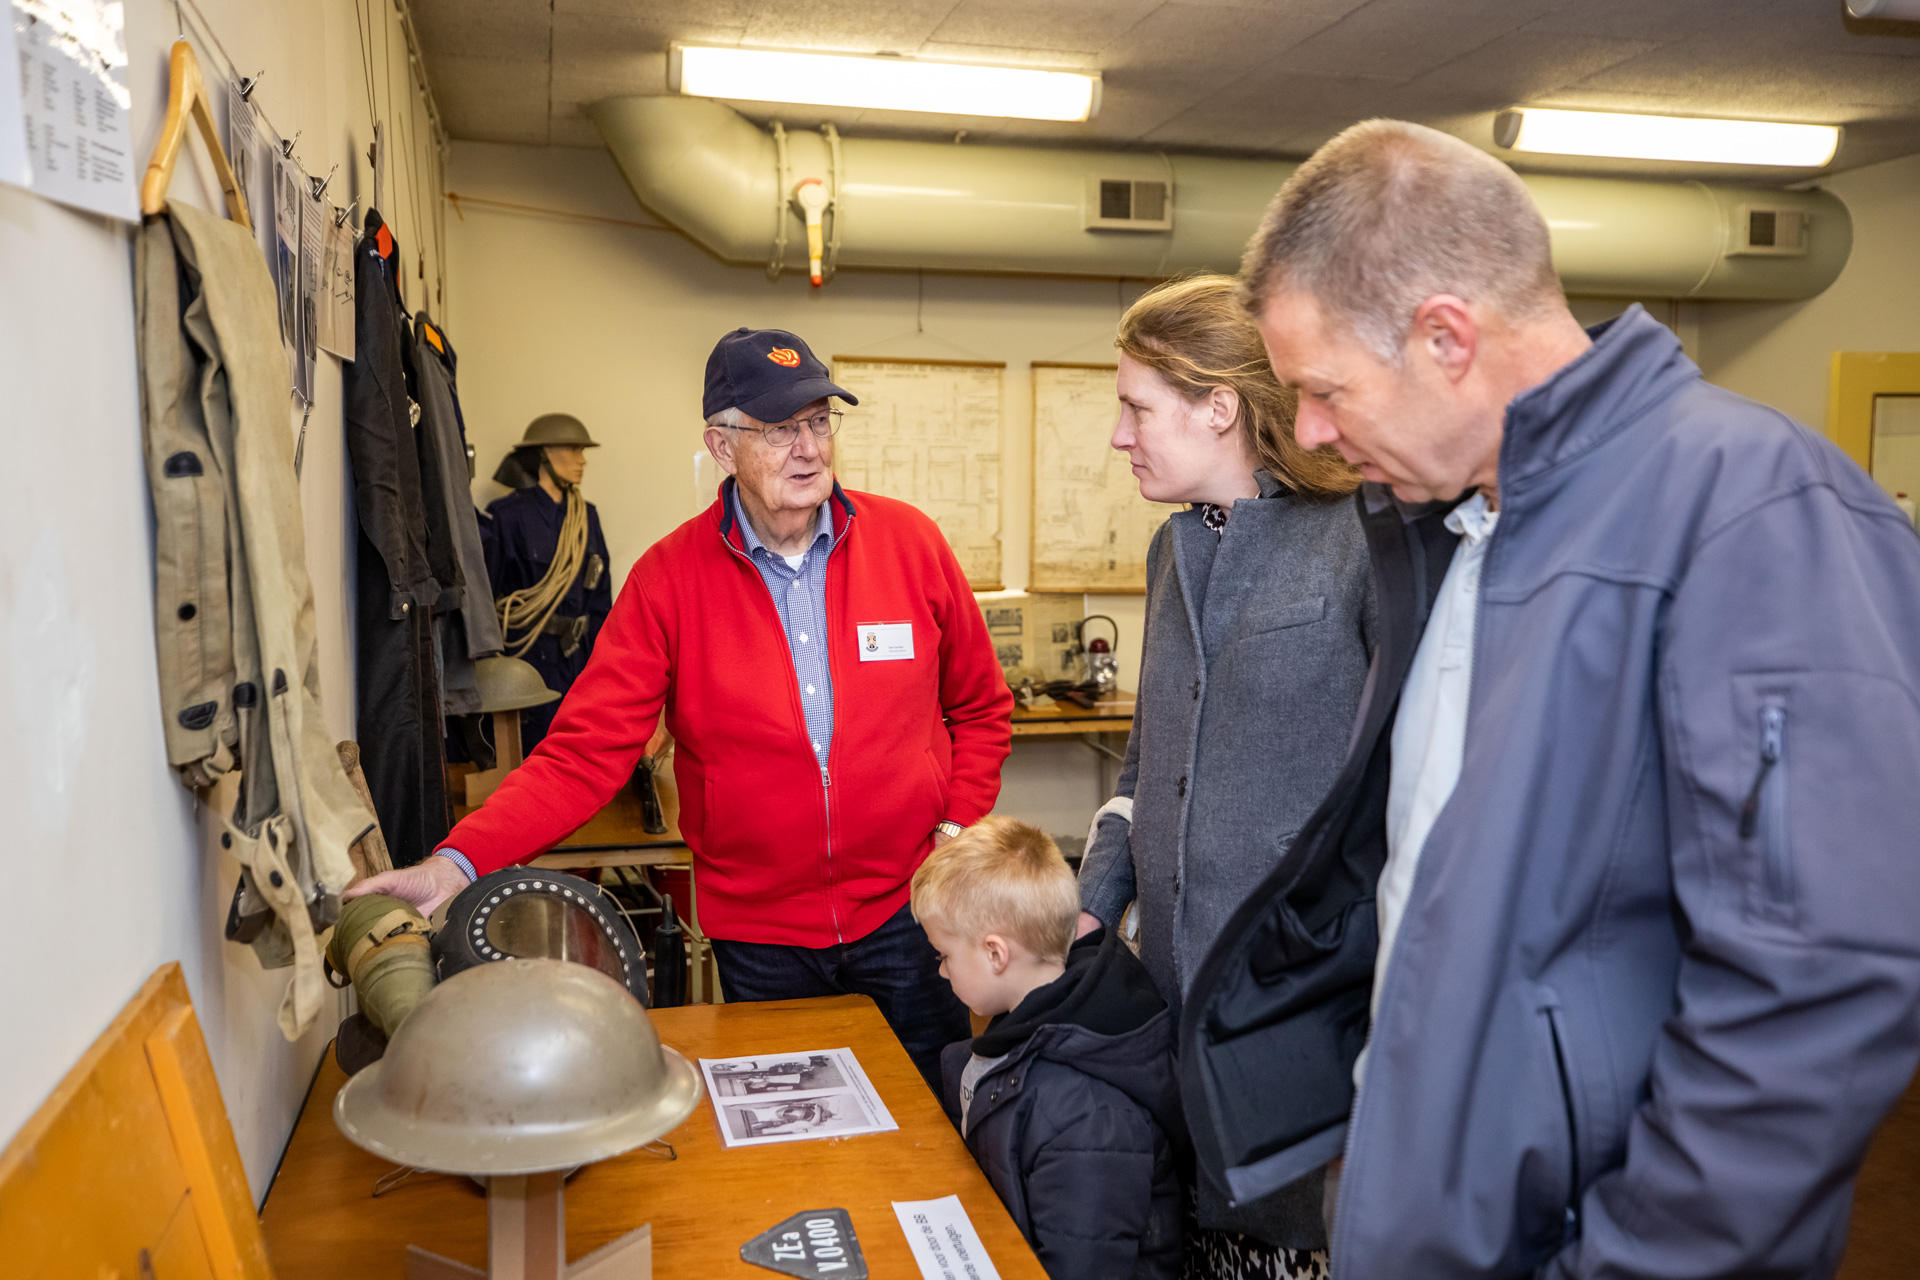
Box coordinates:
[1076,274,1371,1280]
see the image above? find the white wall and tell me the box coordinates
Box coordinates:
[0,0,445,1201]
[1693,150,1920,431]
[445,140,1153,846]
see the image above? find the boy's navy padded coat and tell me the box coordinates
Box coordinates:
[942,929,1185,1280]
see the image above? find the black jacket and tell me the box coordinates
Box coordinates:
[941,929,1184,1280]
[1174,481,1457,1213]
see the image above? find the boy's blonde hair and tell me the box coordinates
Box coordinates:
[911,816,1079,962]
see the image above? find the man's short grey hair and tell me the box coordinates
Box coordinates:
[1240,119,1563,362]
[706,406,749,430]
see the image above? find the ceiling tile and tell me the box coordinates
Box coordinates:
[913,42,1104,67]
[740,0,962,53]
[1571,41,1920,115]
[928,0,1165,54]
[411,0,550,62]
[1269,0,1560,82]
[1403,31,1664,113]
[430,54,552,144]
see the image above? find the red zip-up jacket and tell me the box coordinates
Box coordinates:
[439,480,1013,947]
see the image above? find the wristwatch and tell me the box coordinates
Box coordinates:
[934,821,965,840]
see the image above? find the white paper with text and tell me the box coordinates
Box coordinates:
[891,1195,1001,1280]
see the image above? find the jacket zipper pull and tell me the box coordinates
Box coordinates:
[821,764,831,787]
[1738,706,1784,838]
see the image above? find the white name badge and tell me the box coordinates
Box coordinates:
[856,621,914,662]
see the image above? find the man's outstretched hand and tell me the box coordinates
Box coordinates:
[342,853,470,917]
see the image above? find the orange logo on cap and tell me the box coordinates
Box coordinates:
[767,347,801,367]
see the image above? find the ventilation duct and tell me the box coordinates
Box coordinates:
[590,97,1851,301]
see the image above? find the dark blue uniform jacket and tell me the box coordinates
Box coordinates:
[480,484,612,743]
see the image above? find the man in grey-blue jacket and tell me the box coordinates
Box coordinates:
[1179,119,1920,1278]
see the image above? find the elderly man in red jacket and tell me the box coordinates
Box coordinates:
[352,327,1012,1086]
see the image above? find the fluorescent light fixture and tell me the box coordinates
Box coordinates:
[669,44,1100,122]
[1494,108,1839,168]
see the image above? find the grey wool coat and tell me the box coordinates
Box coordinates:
[1077,469,1372,1246]
[1079,470,1374,1007]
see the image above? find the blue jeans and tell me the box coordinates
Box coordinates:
[710,903,970,1092]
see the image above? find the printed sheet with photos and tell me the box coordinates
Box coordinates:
[699,1047,900,1148]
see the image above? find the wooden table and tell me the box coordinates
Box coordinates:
[1008,690,1134,738]
[260,994,1043,1279]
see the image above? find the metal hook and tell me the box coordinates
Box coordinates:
[641,1139,678,1161]
[279,131,300,158]
[335,197,360,227]
[308,165,337,200]
[238,70,265,100]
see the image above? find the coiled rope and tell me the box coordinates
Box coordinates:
[496,482,588,658]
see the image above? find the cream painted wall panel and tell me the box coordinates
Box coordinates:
[0,0,446,1202]
[1695,152,1920,430]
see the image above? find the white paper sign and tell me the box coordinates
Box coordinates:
[891,1196,1001,1280]
[318,207,355,360]
[856,621,914,662]
[11,0,135,220]
[699,1047,899,1148]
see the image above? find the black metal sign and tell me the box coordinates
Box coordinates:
[740,1208,868,1279]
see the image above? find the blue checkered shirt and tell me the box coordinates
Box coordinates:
[733,489,837,780]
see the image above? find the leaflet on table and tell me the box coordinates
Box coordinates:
[699,1047,899,1148]
[10,0,136,220]
[891,1196,1002,1280]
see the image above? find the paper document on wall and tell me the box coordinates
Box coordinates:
[0,3,29,190]
[891,1196,1002,1280]
[228,79,274,262]
[297,175,322,394]
[831,357,1005,590]
[699,1047,898,1148]
[10,0,136,220]
[319,209,355,360]
[1030,362,1176,592]
[270,149,301,382]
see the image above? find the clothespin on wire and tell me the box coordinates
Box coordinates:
[309,165,337,200]
[237,70,265,100]
[279,131,300,158]
[335,197,360,228]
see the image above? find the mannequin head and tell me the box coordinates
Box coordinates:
[543,445,587,493]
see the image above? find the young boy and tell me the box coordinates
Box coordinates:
[911,816,1183,1280]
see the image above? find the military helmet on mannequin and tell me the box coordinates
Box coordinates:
[516,413,600,450]
[493,413,600,489]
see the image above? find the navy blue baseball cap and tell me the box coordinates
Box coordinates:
[703,327,857,424]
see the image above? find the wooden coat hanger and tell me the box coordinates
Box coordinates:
[140,39,251,229]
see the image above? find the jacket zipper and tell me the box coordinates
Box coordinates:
[820,515,852,944]
[1739,704,1790,905]
[719,492,854,943]
[1545,1005,1583,1247]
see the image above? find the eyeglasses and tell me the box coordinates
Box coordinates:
[728,409,843,449]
